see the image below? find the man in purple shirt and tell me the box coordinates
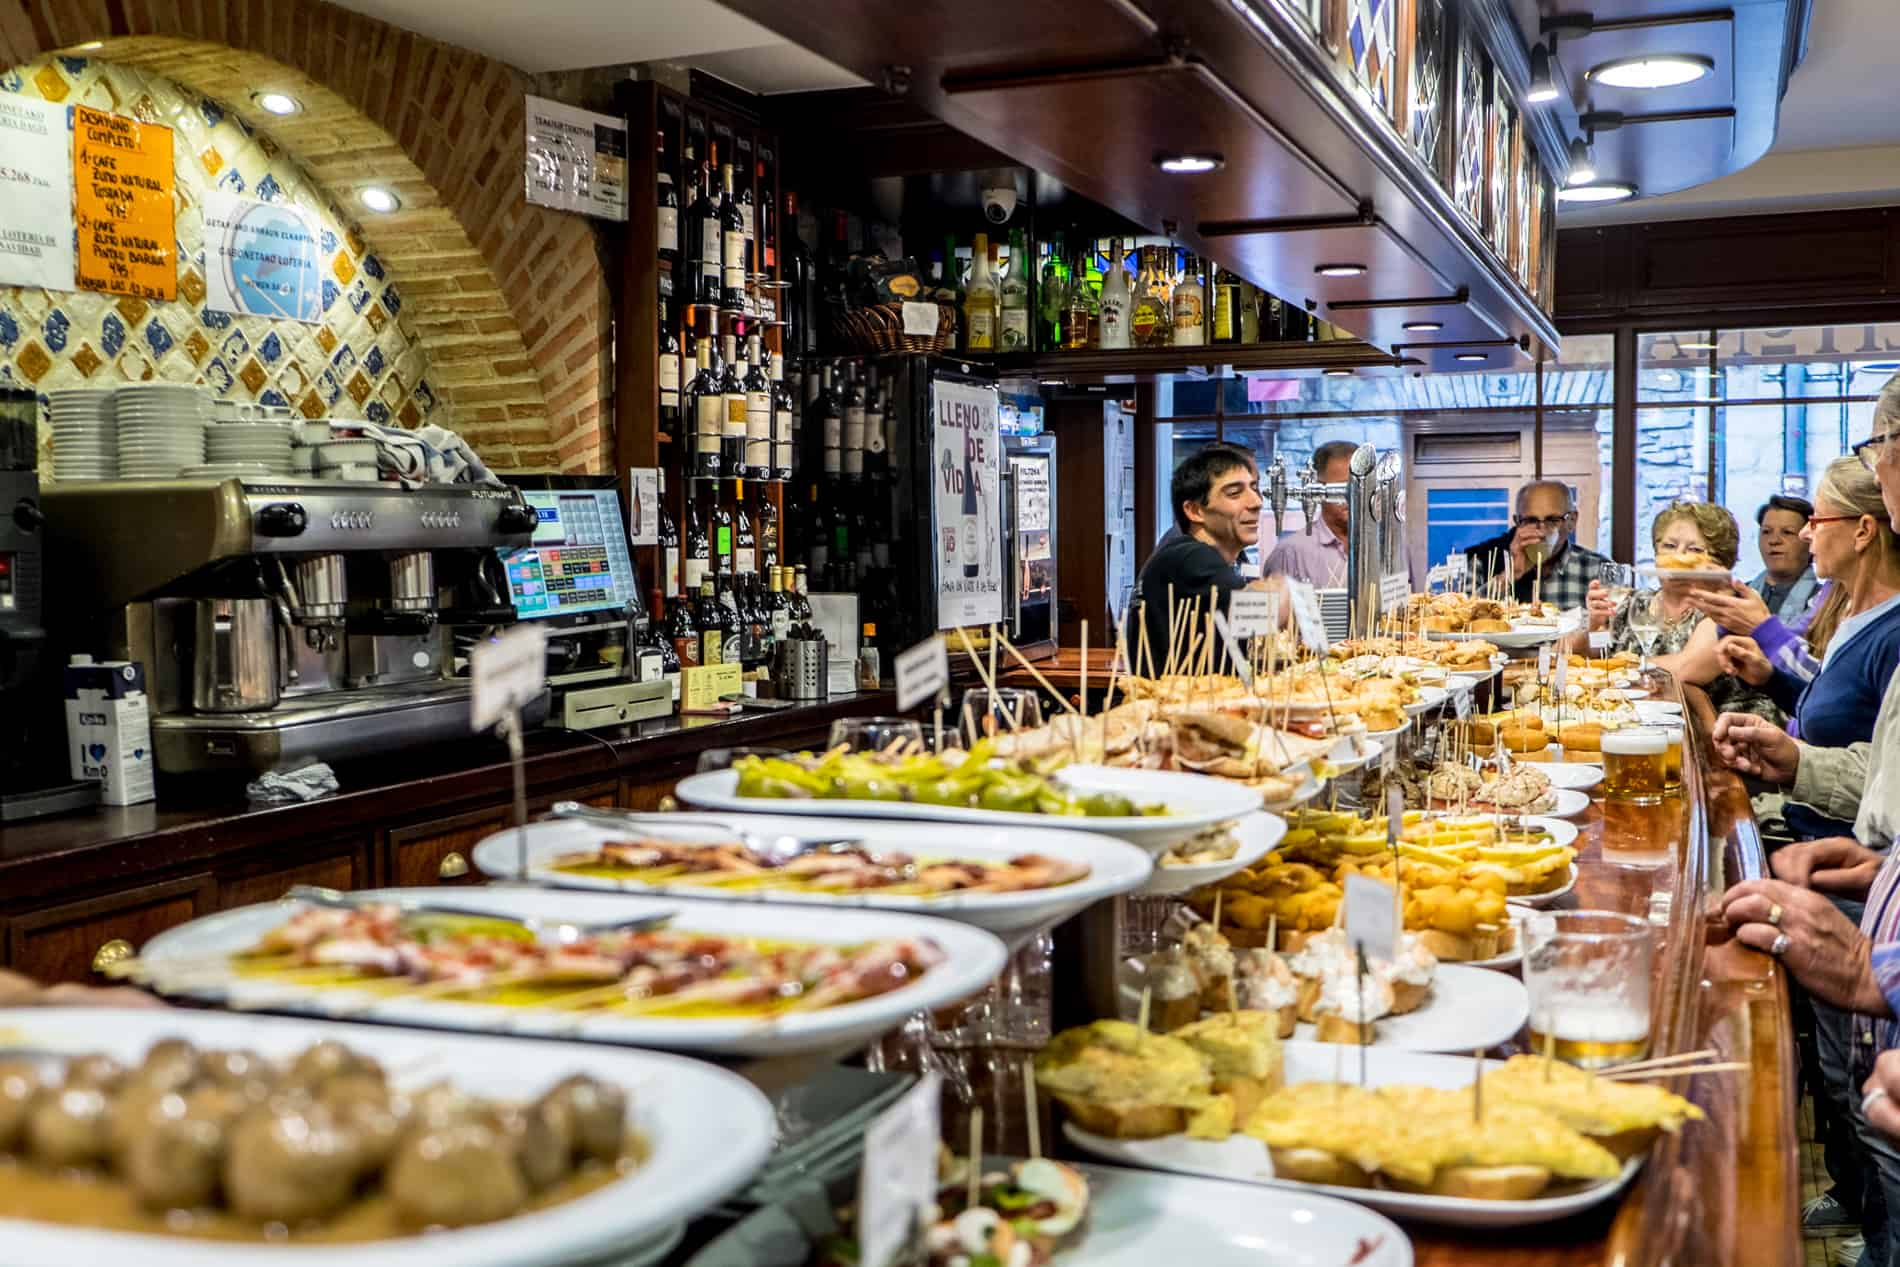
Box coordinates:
[1262,439,1356,588]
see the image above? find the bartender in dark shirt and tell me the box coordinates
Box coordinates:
[1127,443,1284,674]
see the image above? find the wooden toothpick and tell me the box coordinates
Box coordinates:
[1473,1047,1485,1122]
[1024,1060,1041,1159]
[1137,985,1153,1034]
[968,1108,983,1208]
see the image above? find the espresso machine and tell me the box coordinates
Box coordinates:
[1263,443,1409,639]
[44,477,542,775]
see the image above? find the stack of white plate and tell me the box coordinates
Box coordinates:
[115,384,208,478]
[206,420,294,474]
[180,462,275,481]
[46,388,117,482]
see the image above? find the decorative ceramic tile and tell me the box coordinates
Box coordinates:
[1454,30,1487,227]
[1,55,444,459]
[1344,0,1396,119]
[366,400,390,424]
[1409,0,1447,172]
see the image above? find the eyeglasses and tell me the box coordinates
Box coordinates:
[1855,432,1898,472]
[1806,514,1865,527]
[1514,513,1575,529]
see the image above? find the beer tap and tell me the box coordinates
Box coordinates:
[1263,459,1343,537]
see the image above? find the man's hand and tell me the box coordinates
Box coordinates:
[1715,635,1775,687]
[1712,711,1800,782]
[1585,579,1619,631]
[1864,1051,1900,1140]
[1688,581,1774,635]
[1509,523,1545,580]
[1772,837,1884,896]
[1722,879,1888,1014]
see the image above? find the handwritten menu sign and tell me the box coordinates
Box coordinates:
[73,106,175,301]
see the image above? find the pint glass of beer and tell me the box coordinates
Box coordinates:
[1602,728,1669,804]
[1524,910,1653,1069]
[1660,724,1684,795]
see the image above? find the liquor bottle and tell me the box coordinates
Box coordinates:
[719,162,747,311]
[743,332,771,480]
[793,564,814,616]
[757,150,776,271]
[656,131,679,270]
[668,584,701,675]
[709,478,734,578]
[939,235,966,351]
[862,368,887,481]
[738,164,756,290]
[841,361,866,480]
[747,574,771,673]
[659,468,682,601]
[1039,232,1068,350]
[651,589,683,700]
[830,477,852,583]
[687,150,720,310]
[687,337,722,479]
[1173,255,1206,347]
[1238,280,1261,343]
[785,191,816,357]
[1098,237,1132,349]
[770,352,795,483]
[758,484,781,569]
[1129,245,1171,348]
[733,476,757,575]
[683,478,711,596]
[1263,292,1286,343]
[960,432,981,579]
[818,363,843,477]
[715,574,743,666]
[720,329,747,477]
[1064,242,1095,349]
[695,578,725,666]
[1212,265,1240,344]
[768,567,792,640]
[964,232,998,351]
[658,291,681,451]
[999,228,1030,351]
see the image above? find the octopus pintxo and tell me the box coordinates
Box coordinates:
[549,836,1091,897]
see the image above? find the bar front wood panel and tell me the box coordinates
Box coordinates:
[6,874,216,983]
[404,779,621,887]
[217,833,377,909]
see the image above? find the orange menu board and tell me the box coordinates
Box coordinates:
[73,104,175,301]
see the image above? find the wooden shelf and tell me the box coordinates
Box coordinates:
[963,338,1406,385]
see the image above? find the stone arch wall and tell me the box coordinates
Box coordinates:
[1,0,613,472]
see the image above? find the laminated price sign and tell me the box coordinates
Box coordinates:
[1212,611,1254,689]
[1286,579,1329,653]
[1379,572,1410,610]
[1227,589,1281,637]
[1345,872,1398,962]
[859,1073,942,1267]
[1589,630,1613,653]
[471,625,548,732]
[894,635,950,712]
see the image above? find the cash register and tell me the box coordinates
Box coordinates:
[497,477,671,729]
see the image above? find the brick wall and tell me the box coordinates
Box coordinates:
[1,0,615,473]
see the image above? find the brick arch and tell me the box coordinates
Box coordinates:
[1,0,611,473]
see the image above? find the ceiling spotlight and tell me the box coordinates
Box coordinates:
[1526,44,1560,104]
[358,187,402,214]
[1315,263,1367,277]
[253,91,301,116]
[1557,181,1637,204]
[1456,353,1489,363]
[1403,320,1445,332]
[1587,54,1714,90]
[1566,136,1597,186]
[1323,368,1352,377]
[1155,153,1224,174]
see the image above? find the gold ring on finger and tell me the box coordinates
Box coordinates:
[1767,903,1783,927]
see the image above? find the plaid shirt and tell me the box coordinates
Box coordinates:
[1466,537,1606,613]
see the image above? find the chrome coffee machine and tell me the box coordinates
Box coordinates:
[44,477,540,775]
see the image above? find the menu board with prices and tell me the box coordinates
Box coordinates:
[524,95,628,221]
[73,105,175,301]
[0,96,75,291]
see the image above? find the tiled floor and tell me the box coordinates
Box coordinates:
[1803,1096,1863,1267]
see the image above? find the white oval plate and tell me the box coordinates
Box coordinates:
[1426,627,1565,649]
[1137,811,1286,898]
[0,1007,774,1267]
[1466,908,1528,969]
[1635,700,1684,724]
[1411,813,1578,851]
[1508,863,1578,908]
[1542,787,1593,819]
[470,811,1154,943]
[1065,1042,1641,1229]
[1403,685,1451,716]
[674,764,1263,857]
[1259,765,1326,814]
[1517,760,1604,792]
[1636,563,1733,584]
[136,886,1009,1058]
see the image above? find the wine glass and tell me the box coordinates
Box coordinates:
[1626,588,1664,673]
[827,716,925,755]
[1597,562,1636,610]
[960,688,1045,746]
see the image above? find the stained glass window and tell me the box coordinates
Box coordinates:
[1345,0,1397,120]
[1409,0,1447,173]
[1489,69,1515,260]
[1454,30,1487,226]
[1514,130,1534,285]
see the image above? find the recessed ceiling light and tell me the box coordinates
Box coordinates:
[253,91,301,116]
[1155,153,1224,174]
[1315,263,1366,277]
[1557,181,1637,204]
[358,187,401,213]
[1323,368,1352,377]
[1403,320,1445,332]
[1587,54,1714,90]
[1526,44,1560,103]
[1456,353,1488,363]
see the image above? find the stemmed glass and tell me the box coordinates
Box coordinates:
[828,717,926,754]
[1598,562,1636,611]
[960,688,1045,746]
[1626,588,1664,673]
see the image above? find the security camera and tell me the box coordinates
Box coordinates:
[981,185,1018,224]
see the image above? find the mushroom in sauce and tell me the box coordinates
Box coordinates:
[0,1061,40,1150]
[386,1120,528,1227]
[26,1085,114,1168]
[222,1102,363,1223]
[537,1075,625,1164]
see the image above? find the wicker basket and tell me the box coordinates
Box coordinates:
[828,299,958,355]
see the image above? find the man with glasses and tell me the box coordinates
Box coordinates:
[1262,439,1357,588]
[1467,480,1606,609]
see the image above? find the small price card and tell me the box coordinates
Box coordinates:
[1212,611,1254,689]
[470,625,548,732]
[895,635,950,712]
[858,1073,943,1267]
[1345,872,1399,962]
[1227,589,1281,638]
[1287,579,1329,653]
[682,662,744,712]
[1379,572,1410,610]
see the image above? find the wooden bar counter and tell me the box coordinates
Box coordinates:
[0,692,892,985]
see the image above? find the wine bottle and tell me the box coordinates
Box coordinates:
[719,161,747,311]
[687,149,720,310]
[964,233,997,351]
[734,476,756,575]
[658,289,681,450]
[709,479,734,577]
[770,352,795,483]
[687,336,722,480]
[683,478,711,596]
[655,130,679,270]
[841,361,866,480]
[720,329,747,478]
[743,333,771,480]
[659,468,681,601]
[669,584,701,675]
[695,579,725,666]
[758,486,780,570]
[652,589,683,701]
[1000,228,1030,350]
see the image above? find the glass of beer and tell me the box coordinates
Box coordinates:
[1602,727,1669,804]
[1523,909,1653,1069]
[1660,724,1684,795]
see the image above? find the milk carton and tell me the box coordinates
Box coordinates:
[64,656,156,806]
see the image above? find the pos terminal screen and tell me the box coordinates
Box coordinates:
[499,489,636,622]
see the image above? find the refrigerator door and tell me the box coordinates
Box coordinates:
[1005,438,1057,645]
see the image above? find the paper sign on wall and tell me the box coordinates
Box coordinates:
[524,95,628,221]
[932,376,1004,631]
[626,467,660,546]
[0,96,76,291]
[203,191,321,322]
[73,105,175,301]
